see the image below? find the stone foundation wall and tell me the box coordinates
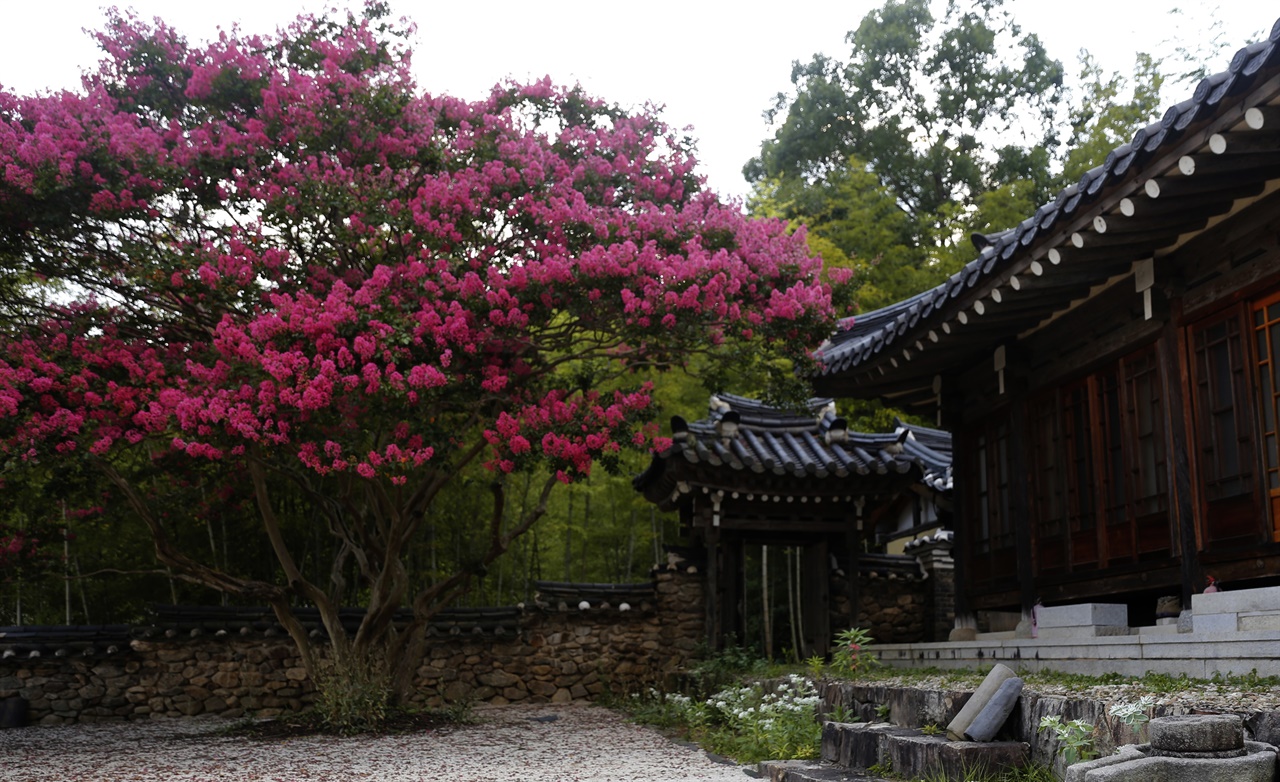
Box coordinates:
[818,681,1280,777]
[831,572,931,644]
[0,568,703,726]
[860,574,928,643]
[411,569,703,708]
[830,540,955,645]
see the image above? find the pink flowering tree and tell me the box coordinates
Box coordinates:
[0,4,850,712]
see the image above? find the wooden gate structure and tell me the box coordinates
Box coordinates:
[634,394,951,655]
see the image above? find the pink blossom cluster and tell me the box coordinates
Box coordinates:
[0,7,848,487]
[0,531,38,569]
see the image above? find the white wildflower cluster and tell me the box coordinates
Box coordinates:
[700,675,822,756]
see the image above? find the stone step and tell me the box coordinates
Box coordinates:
[819,721,1029,780]
[757,760,892,782]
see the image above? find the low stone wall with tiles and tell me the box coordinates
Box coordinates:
[0,568,704,726]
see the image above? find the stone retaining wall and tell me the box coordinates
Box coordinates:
[831,539,955,644]
[831,571,932,644]
[0,568,703,725]
[819,681,1280,777]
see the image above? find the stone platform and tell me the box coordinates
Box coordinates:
[872,587,1280,679]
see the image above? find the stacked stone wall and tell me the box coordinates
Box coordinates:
[830,541,955,644]
[858,577,928,643]
[0,568,703,725]
[831,571,932,644]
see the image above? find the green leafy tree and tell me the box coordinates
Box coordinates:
[1061,53,1165,184]
[746,0,1067,307]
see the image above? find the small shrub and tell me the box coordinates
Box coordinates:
[1109,695,1156,738]
[313,655,391,733]
[806,655,826,680]
[688,644,768,696]
[1039,715,1097,766]
[627,688,699,730]
[831,627,881,677]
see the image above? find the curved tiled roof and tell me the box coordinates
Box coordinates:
[0,625,136,660]
[813,18,1280,405]
[633,393,951,505]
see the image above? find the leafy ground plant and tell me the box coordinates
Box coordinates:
[1110,695,1156,739]
[686,645,772,697]
[1039,715,1097,766]
[832,627,882,677]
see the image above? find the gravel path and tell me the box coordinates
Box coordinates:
[0,703,756,782]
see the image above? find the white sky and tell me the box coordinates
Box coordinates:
[0,1,1272,201]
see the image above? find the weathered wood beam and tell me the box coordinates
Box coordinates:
[1070,224,1197,250]
[1208,129,1280,155]
[1033,564,1182,606]
[1175,151,1280,177]
[1092,200,1233,234]
[1143,170,1273,199]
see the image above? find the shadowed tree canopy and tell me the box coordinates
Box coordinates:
[0,3,852,721]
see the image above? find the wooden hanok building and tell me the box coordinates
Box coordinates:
[633,393,951,654]
[812,18,1280,627]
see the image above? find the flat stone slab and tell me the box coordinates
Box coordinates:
[1192,585,1280,615]
[820,722,911,770]
[1039,603,1128,628]
[1149,715,1244,755]
[1038,625,1133,639]
[758,760,890,781]
[1068,744,1275,781]
[1193,613,1240,634]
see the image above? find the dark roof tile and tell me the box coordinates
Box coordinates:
[632,394,952,499]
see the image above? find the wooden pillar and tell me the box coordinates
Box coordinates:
[942,385,974,631]
[1008,375,1037,616]
[1157,301,1201,607]
[705,523,721,651]
[722,536,742,646]
[846,519,860,630]
[802,541,830,656]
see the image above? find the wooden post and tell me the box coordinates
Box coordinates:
[802,541,830,657]
[786,545,799,660]
[1158,302,1201,606]
[846,522,860,630]
[762,545,773,659]
[723,537,741,645]
[944,387,974,636]
[706,523,721,651]
[1008,376,1037,617]
[794,546,806,658]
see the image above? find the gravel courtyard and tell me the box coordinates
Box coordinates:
[0,702,755,782]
